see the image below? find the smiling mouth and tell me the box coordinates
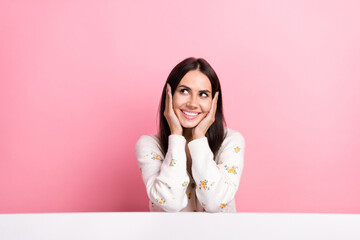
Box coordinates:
[181,110,200,119]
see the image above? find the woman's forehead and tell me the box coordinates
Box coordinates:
[178,70,212,91]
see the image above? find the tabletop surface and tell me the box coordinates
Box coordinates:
[1,212,359,240]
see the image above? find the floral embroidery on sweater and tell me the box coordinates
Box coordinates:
[169,159,176,166]
[234,146,240,153]
[150,152,163,161]
[225,165,238,174]
[182,181,188,187]
[156,198,165,205]
[199,180,210,191]
[220,203,227,209]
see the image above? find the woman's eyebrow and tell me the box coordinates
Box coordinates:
[178,85,211,93]
[200,89,211,93]
[178,84,190,89]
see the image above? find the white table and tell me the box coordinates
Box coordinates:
[0,212,359,240]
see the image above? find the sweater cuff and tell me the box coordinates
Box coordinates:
[168,134,187,152]
[188,137,214,165]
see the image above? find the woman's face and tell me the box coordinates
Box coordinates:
[172,70,213,129]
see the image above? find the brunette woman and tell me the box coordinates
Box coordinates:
[135,57,245,212]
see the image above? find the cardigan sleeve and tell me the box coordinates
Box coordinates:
[188,130,245,212]
[135,134,190,212]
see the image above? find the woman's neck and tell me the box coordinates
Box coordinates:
[183,128,193,143]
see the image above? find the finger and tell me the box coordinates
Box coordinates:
[210,91,219,115]
[213,91,219,101]
[167,84,174,110]
[164,84,169,111]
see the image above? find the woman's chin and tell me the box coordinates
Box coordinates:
[180,121,198,129]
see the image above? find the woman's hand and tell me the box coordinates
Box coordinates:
[164,84,183,135]
[192,91,219,140]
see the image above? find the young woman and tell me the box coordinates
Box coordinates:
[135,57,245,212]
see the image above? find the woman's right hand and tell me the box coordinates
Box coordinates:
[164,83,183,135]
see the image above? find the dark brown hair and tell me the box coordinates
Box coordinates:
[157,57,226,158]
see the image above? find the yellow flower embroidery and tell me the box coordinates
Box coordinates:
[182,181,188,187]
[220,203,227,209]
[156,198,165,205]
[234,146,240,153]
[225,165,238,174]
[169,159,176,166]
[151,152,163,161]
[199,180,210,191]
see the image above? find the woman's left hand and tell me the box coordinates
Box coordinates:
[192,91,219,140]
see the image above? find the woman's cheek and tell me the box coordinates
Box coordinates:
[173,105,181,119]
[200,101,212,114]
[172,96,180,111]
[172,94,182,107]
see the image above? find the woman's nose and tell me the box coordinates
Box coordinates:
[186,95,198,108]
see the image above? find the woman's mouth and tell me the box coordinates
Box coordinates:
[181,110,201,120]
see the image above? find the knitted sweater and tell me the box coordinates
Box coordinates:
[135,127,245,212]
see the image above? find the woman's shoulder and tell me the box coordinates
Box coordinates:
[214,127,245,158]
[222,127,245,147]
[135,133,162,151]
[224,127,245,140]
[135,133,164,163]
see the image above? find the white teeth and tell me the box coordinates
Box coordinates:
[182,110,199,116]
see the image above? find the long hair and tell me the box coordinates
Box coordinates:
[157,57,226,158]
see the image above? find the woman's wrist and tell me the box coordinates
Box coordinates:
[192,133,205,140]
[192,129,205,140]
[171,130,183,136]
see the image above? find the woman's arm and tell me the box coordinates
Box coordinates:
[188,130,245,212]
[135,134,190,212]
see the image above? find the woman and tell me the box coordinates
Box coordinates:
[135,57,245,212]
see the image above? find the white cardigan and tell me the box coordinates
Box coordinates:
[135,127,245,212]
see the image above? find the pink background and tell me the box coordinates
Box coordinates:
[1,0,359,214]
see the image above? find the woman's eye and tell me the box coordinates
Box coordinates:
[181,89,189,94]
[200,92,208,97]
